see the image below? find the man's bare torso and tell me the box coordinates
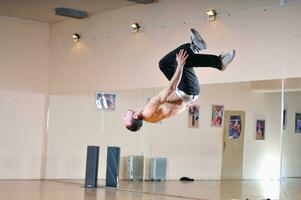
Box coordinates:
[142,91,187,123]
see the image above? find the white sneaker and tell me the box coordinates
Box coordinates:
[220,50,235,71]
[190,28,207,53]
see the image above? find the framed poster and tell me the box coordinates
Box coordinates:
[95,91,116,111]
[188,104,199,128]
[211,105,224,127]
[229,115,241,139]
[256,119,265,140]
[295,113,301,133]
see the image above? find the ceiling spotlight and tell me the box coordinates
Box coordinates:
[130,23,140,33]
[72,33,80,42]
[206,9,217,21]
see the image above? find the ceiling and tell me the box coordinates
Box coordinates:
[0,0,280,24]
[0,0,137,23]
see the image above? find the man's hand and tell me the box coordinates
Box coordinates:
[176,49,189,67]
[158,49,189,104]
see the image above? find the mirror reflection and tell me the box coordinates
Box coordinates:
[47,79,282,199]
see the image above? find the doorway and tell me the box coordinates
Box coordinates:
[221,111,245,179]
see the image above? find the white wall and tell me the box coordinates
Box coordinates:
[46,89,144,179]
[0,90,47,179]
[46,82,282,180]
[243,91,281,179]
[0,16,49,93]
[0,15,49,178]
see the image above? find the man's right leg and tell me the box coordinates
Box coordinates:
[159,44,189,81]
[158,44,201,96]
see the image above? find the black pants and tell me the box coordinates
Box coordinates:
[159,43,222,95]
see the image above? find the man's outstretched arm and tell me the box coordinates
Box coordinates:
[159,49,188,103]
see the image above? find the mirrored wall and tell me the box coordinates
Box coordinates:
[45,0,301,199]
[46,78,282,199]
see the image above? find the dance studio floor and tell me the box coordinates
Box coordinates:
[0,179,299,200]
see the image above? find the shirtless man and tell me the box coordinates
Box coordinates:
[123,28,235,132]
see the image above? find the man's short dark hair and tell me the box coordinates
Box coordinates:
[126,118,143,132]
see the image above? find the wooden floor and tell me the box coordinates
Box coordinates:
[0,179,299,200]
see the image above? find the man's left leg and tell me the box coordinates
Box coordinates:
[159,43,222,81]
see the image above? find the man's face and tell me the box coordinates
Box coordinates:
[123,110,135,127]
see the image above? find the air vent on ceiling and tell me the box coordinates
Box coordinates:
[127,0,156,4]
[54,7,88,19]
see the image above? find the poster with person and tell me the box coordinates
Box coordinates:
[229,115,241,139]
[295,113,301,133]
[95,91,116,111]
[211,105,224,127]
[256,119,265,140]
[188,104,200,128]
